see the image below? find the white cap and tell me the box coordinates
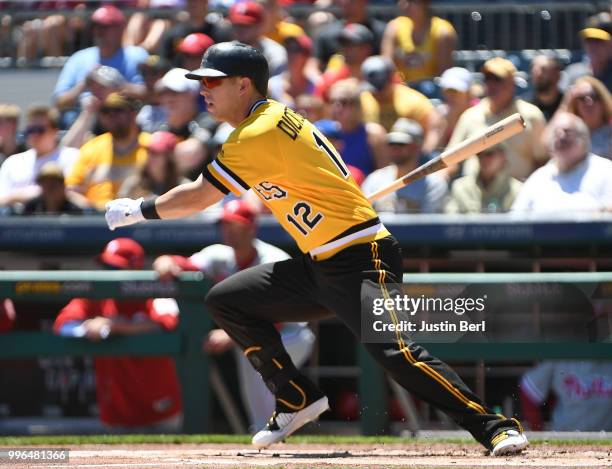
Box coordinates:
[155,68,200,94]
[436,67,473,93]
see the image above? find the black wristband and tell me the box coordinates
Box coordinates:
[140,198,161,219]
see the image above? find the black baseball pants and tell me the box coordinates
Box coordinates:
[205,235,521,447]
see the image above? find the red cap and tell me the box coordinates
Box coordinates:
[229,2,264,25]
[178,33,215,55]
[145,131,178,153]
[347,164,365,187]
[97,238,145,269]
[285,34,313,55]
[220,200,256,226]
[92,5,126,26]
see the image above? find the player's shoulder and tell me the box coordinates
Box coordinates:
[254,239,291,262]
[228,99,301,143]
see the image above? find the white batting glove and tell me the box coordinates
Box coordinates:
[105,197,145,231]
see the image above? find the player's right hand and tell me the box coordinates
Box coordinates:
[105,197,145,231]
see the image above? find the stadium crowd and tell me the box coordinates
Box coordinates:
[0,0,611,217]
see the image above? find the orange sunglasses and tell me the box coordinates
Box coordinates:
[201,76,227,89]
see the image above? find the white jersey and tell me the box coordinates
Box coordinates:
[189,239,291,282]
[521,360,612,431]
[0,146,79,198]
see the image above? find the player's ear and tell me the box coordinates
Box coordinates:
[238,77,251,95]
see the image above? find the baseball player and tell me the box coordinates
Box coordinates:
[105,42,528,455]
[153,199,315,431]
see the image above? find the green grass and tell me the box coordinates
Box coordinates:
[0,434,611,447]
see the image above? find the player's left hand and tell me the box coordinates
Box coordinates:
[105,197,144,231]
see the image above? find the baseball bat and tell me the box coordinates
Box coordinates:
[367,113,526,202]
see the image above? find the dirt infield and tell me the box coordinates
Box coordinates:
[6,442,611,469]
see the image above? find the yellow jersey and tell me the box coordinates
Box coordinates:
[204,100,390,260]
[66,132,150,209]
[360,83,434,131]
[265,21,305,45]
[391,16,456,83]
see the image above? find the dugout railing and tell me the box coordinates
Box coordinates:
[0,270,611,435]
[0,270,213,434]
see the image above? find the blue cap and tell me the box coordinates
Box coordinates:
[314,119,342,140]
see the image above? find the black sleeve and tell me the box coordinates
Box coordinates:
[202,166,230,195]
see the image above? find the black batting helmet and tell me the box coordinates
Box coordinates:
[185,41,269,96]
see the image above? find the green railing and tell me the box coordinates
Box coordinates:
[1,271,611,435]
[0,270,212,434]
[357,271,612,434]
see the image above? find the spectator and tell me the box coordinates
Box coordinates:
[136,55,172,132]
[565,12,612,91]
[174,138,209,181]
[362,118,447,213]
[14,162,91,216]
[527,55,564,121]
[122,0,177,53]
[54,238,183,432]
[511,112,612,214]
[60,65,127,149]
[359,56,442,154]
[119,131,188,198]
[381,0,457,85]
[434,67,475,148]
[155,68,216,145]
[159,0,233,64]
[0,105,79,206]
[153,200,315,432]
[560,76,612,159]
[521,361,612,431]
[294,94,326,123]
[16,7,68,66]
[449,57,547,181]
[176,33,215,72]
[314,119,366,187]
[66,93,150,210]
[0,104,26,164]
[53,5,148,123]
[311,0,386,72]
[268,35,317,107]
[314,23,374,100]
[257,0,305,45]
[328,78,387,176]
[228,1,287,77]
[444,144,522,214]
